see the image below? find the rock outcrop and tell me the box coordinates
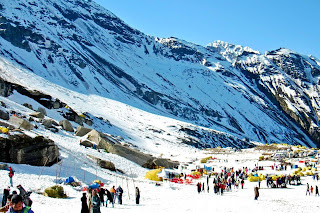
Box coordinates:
[8,116,33,131]
[0,133,59,166]
[88,155,116,171]
[86,130,179,169]
[75,126,92,137]
[59,119,74,132]
[42,119,53,128]
[0,109,9,120]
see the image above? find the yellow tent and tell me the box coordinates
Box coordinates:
[247,173,265,182]
[145,168,163,181]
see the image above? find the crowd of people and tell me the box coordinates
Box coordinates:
[80,185,140,213]
[196,167,247,196]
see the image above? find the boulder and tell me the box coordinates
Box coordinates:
[88,155,116,171]
[23,103,33,110]
[36,107,47,116]
[86,130,114,150]
[52,101,61,109]
[110,144,154,166]
[42,119,53,128]
[80,140,94,148]
[62,109,83,125]
[59,119,74,132]
[0,133,59,166]
[0,163,8,170]
[9,116,33,131]
[0,109,9,120]
[75,126,92,137]
[142,158,179,169]
[30,112,45,119]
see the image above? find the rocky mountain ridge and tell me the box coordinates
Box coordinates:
[0,0,320,149]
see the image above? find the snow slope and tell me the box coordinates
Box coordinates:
[1,0,320,148]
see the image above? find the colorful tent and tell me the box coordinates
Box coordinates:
[145,168,163,181]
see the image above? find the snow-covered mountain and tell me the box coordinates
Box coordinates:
[1,0,320,150]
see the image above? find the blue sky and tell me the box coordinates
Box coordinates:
[94,0,320,58]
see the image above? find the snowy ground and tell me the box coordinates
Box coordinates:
[1,143,320,213]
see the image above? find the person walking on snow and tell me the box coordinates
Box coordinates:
[8,167,14,187]
[306,183,310,195]
[110,186,116,206]
[254,186,259,200]
[315,186,319,196]
[241,179,244,189]
[135,187,140,204]
[116,186,123,205]
[197,182,201,194]
[310,185,314,194]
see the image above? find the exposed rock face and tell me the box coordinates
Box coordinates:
[75,126,92,137]
[59,119,74,132]
[9,116,33,131]
[0,109,9,120]
[110,144,154,167]
[0,133,59,166]
[86,130,178,168]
